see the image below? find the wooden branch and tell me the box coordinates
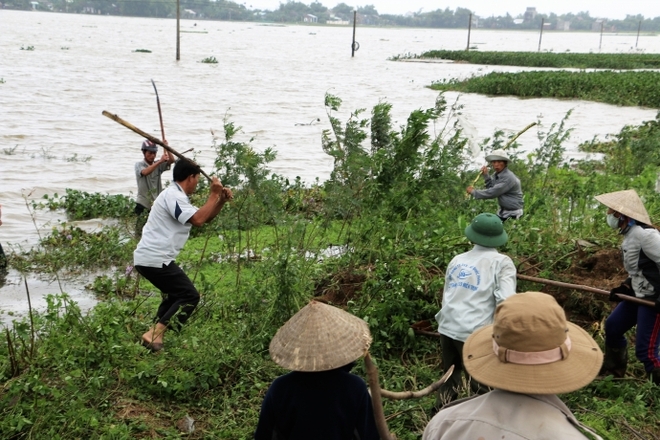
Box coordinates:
[517,273,655,308]
[380,365,454,400]
[364,352,395,440]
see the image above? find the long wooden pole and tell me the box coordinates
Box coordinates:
[102,110,212,182]
[364,353,394,440]
[517,273,655,308]
[151,79,166,143]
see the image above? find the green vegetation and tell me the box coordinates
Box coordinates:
[200,56,218,64]
[402,50,660,69]
[133,49,152,53]
[35,189,134,220]
[20,45,34,51]
[430,71,660,108]
[2,93,660,439]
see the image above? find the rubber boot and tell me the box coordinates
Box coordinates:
[650,368,660,385]
[599,346,628,378]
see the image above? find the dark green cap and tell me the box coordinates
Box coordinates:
[464,213,508,247]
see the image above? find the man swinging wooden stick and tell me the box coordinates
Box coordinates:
[103,109,232,352]
[467,123,535,222]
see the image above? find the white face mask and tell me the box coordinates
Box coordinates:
[607,213,620,229]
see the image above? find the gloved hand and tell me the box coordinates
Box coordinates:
[609,281,634,302]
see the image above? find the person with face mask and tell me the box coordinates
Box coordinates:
[595,189,660,385]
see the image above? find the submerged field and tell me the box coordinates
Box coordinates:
[1,93,660,439]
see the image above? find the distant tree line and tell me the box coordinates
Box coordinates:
[5,0,660,32]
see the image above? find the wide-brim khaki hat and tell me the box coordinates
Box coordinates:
[269,301,372,372]
[595,189,652,226]
[485,149,511,163]
[463,292,603,394]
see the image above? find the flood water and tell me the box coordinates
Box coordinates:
[1,10,659,323]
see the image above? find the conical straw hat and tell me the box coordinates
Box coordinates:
[594,189,651,225]
[269,301,372,372]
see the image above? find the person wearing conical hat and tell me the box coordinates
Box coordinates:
[424,292,604,440]
[434,213,517,407]
[466,149,524,221]
[595,189,660,385]
[254,301,379,440]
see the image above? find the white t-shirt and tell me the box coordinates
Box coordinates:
[134,182,198,267]
[436,245,517,342]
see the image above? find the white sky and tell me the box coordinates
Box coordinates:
[242,1,660,19]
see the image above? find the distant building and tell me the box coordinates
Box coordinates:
[524,7,537,21]
[303,14,317,23]
[556,19,570,31]
[327,15,348,25]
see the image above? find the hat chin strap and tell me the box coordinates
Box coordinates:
[493,336,571,365]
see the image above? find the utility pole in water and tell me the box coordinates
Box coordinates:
[466,13,472,51]
[538,18,544,52]
[351,10,359,57]
[636,20,642,49]
[176,0,180,61]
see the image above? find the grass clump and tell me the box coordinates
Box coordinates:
[400,50,660,69]
[430,71,660,107]
[201,56,218,64]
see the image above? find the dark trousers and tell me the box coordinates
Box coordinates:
[136,262,200,329]
[605,301,660,373]
[436,335,488,406]
[134,204,149,236]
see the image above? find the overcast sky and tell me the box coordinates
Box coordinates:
[243,1,660,19]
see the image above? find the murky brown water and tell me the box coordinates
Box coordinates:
[1,10,659,323]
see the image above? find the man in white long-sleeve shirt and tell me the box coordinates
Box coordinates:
[435,213,517,407]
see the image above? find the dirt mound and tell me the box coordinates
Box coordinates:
[518,246,625,325]
[314,269,366,306]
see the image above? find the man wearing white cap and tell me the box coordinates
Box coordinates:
[134,140,175,233]
[467,149,523,221]
[595,189,660,385]
[424,292,604,440]
[254,301,379,440]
